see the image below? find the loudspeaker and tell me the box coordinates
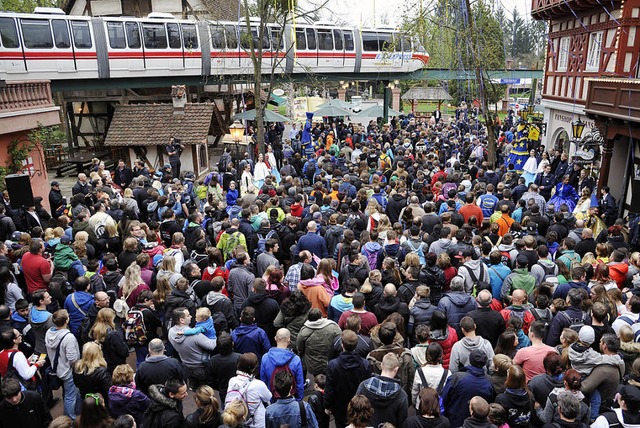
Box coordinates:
[631,180,640,212]
[5,174,34,208]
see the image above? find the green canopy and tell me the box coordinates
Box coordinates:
[354,104,403,118]
[313,105,352,117]
[232,109,290,122]
[316,98,352,109]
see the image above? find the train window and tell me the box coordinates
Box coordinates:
[21,19,53,49]
[317,29,332,50]
[182,24,198,49]
[295,29,306,50]
[210,25,225,49]
[224,25,237,49]
[270,27,283,50]
[52,20,70,48]
[167,23,181,49]
[343,30,354,51]
[379,32,392,51]
[71,21,92,48]
[306,28,316,50]
[142,23,167,49]
[362,31,378,51]
[0,18,19,48]
[125,22,141,48]
[254,28,270,49]
[333,29,343,50]
[106,22,125,49]
[401,36,412,52]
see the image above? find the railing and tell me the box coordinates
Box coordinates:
[532,0,604,20]
[0,81,54,113]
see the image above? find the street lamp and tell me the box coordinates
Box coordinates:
[229,120,244,160]
[572,117,585,141]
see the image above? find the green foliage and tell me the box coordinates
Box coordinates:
[7,138,35,174]
[0,0,60,13]
[28,123,66,149]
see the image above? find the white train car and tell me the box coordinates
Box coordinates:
[0,8,429,82]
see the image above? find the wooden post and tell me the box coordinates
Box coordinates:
[597,137,614,195]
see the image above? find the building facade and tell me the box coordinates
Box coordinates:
[532,0,640,214]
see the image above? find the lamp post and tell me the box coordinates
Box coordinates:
[229,120,244,161]
[571,116,585,157]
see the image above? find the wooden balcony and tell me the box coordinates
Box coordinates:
[0,80,60,134]
[531,0,621,20]
[584,78,640,124]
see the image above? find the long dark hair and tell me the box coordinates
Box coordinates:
[75,394,114,428]
[280,291,311,317]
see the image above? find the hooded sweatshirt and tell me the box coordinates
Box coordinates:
[356,375,408,428]
[568,342,624,375]
[449,336,495,374]
[495,388,534,428]
[362,242,383,271]
[53,242,78,270]
[29,306,53,354]
[44,327,79,379]
[167,324,217,367]
[260,347,305,401]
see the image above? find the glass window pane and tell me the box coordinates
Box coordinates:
[343,30,354,51]
[392,35,402,51]
[240,29,251,49]
[317,30,332,50]
[182,24,198,49]
[125,22,141,48]
[295,29,306,49]
[224,25,237,49]
[52,20,70,48]
[270,27,283,50]
[333,29,343,50]
[362,31,378,51]
[379,32,392,51]
[306,28,316,49]
[252,28,269,49]
[106,22,125,49]
[71,21,92,48]
[142,23,167,49]
[0,18,19,48]
[210,25,225,49]
[167,23,181,49]
[21,19,53,49]
[402,37,412,52]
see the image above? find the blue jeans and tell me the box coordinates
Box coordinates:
[135,345,147,368]
[62,375,78,419]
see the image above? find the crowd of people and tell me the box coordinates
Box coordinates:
[0,111,639,428]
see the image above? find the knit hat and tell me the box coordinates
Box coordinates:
[578,325,595,345]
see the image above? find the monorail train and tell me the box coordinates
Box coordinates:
[0,8,429,82]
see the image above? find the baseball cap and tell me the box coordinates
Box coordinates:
[10,231,21,241]
[469,349,488,368]
[51,181,60,187]
[60,235,71,245]
[619,385,640,412]
[454,248,474,259]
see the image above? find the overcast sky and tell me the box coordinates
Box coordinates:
[305,0,533,28]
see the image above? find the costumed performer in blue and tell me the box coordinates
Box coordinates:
[521,149,539,186]
[301,112,314,158]
[505,120,530,174]
[549,174,579,212]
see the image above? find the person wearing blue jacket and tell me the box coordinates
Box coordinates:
[487,252,512,299]
[327,281,356,323]
[63,276,94,336]
[437,276,476,337]
[261,328,305,402]
[231,307,271,361]
[297,221,328,260]
[442,349,494,428]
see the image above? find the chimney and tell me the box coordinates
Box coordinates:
[171,85,186,115]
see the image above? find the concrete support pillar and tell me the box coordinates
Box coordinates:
[337,89,346,101]
[392,88,401,112]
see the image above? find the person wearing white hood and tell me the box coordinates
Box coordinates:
[456,248,490,295]
[448,316,494,374]
[428,226,453,257]
[45,309,80,420]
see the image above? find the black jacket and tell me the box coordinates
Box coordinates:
[115,167,134,189]
[102,328,130,372]
[164,290,196,327]
[403,416,451,428]
[325,351,372,424]
[386,194,407,225]
[135,355,186,396]
[143,384,185,428]
[241,292,279,341]
[202,291,238,331]
[72,367,111,404]
[468,307,506,348]
[0,390,52,427]
[495,388,534,428]
[373,295,410,325]
[208,352,241,399]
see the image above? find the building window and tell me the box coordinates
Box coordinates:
[199,144,207,170]
[586,31,603,72]
[557,37,569,71]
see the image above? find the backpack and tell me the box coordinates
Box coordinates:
[225,379,253,424]
[223,231,244,261]
[269,364,297,400]
[561,252,582,271]
[49,270,73,306]
[79,316,93,345]
[123,308,147,347]
[254,230,277,261]
[406,240,426,266]
[561,310,587,333]
[461,265,491,296]
[416,367,447,414]
[363,247,380,271]
[537,261,559,286]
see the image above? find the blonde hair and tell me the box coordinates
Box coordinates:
[196,307,211,321]
[111,364,134,385]
[122,264,143,298]
[620,325,635,343]
[492,354,513,374]
[403,253,420,269]
[195,385,219,424]
[90,308,116,343]
[153,275,171,307]
[75,231,89,243]
[123,188,133,198]
[48,416,73,428]
[160,255,176,273]
[361,269,382,293]
[44,228,55,241]
[75,342,107,375]
[53,227,65,238]
[222,399,248,427]
[105,221,118,238]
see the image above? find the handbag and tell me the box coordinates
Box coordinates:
[44,331,70,390]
